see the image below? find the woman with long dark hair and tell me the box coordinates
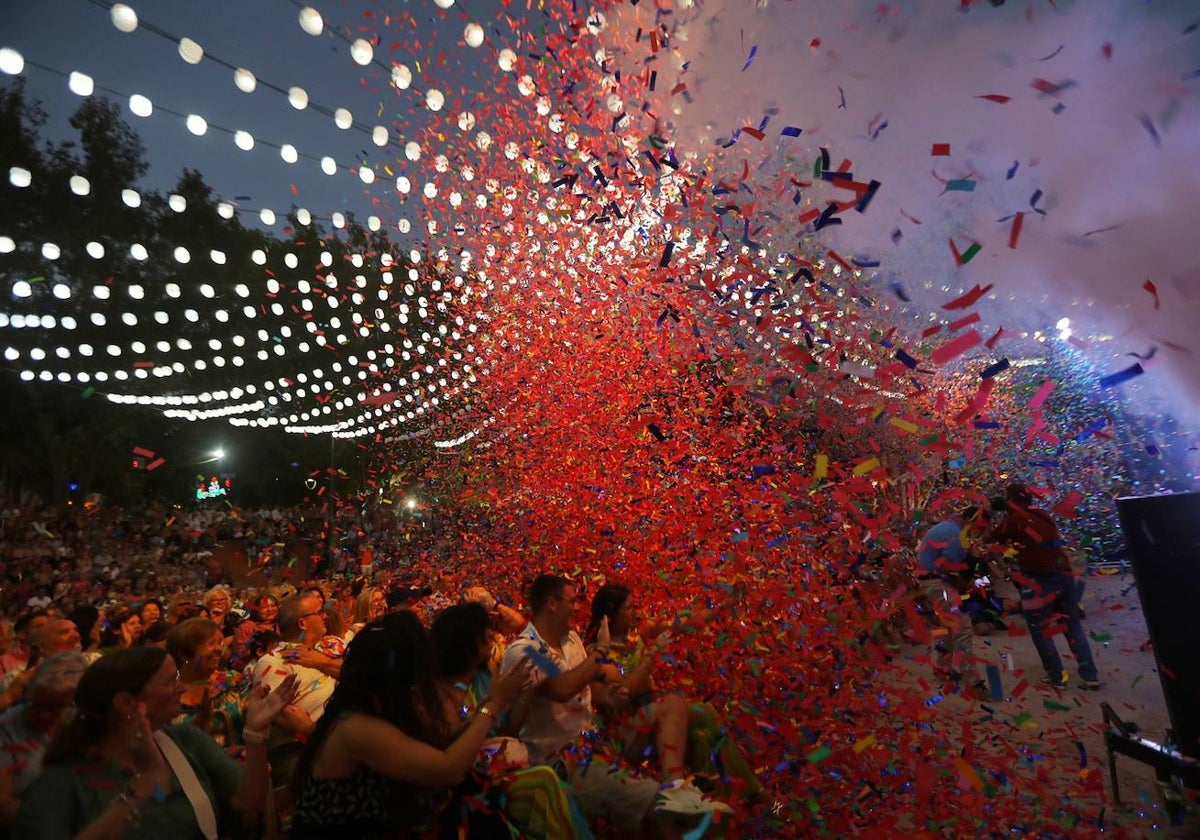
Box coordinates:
[290,611,531,838]
[14,646,297,839]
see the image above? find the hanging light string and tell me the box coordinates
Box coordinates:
[10,54,392,189]
[80,0,420,147]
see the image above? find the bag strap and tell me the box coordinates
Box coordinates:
[153,730,220,840]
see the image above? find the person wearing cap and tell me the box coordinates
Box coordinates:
[387,585,433,614]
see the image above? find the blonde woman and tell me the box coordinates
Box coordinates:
[349,587,386,636]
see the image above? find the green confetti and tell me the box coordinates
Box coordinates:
[1088,631,1112,643]
[960,242,982,264]
[806,746,832,764]
[1043,700,1071,712]
[81,386,95,399]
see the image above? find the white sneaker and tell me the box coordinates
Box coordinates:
[653,779,734,816]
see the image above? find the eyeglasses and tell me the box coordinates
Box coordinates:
[299,611,324,621]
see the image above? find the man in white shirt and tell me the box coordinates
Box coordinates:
[251,594,336,784]
[502,574,730,836]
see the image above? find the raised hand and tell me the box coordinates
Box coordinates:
[129,702,168,777]
[244,673,300,732]
[463,587,497,610]
[601,683,631,712]
[486,658,533,712]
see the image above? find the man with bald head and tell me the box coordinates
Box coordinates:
[250,594,336,785]
[0,618,81,708]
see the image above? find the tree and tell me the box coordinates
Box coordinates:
[0,87,453,503]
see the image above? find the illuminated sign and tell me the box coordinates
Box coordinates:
[196,475,234,501]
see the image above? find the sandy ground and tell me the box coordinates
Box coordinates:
[887,570,1200,838]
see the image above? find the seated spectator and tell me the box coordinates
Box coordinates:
[0,611,48,691]
[1,611,46,664]
[501,574,731,837]
[139,620,171,648]
[350,586,387,635]
[462,587,527,671]
[14,646,298,839]
[67,605,104,663]
[0,617,83,707]
[202,587,237,637]
[232,593,279,664]
[138,599,163,627]
[250,594,337,786]
[313,603,349,660]
[167,618,249,752]
[168,598,209,625]
[433,602,592,839]
[99,605,143,651]
[290,611,531,838]
[0,652,87,828]
[586,584,762,802]
[386,585,433,616]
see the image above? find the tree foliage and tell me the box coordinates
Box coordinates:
[0,84,458,502]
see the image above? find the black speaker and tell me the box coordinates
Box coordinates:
[1116,492,1200,759]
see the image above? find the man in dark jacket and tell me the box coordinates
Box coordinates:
[992,484,1099,689]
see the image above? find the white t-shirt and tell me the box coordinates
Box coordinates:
[501,624,592,764]
[251,642,336,725]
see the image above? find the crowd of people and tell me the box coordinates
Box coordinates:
[0,495,771,838]
[0,477,1109,838]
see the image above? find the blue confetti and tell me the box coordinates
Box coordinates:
[741,44,758,72]
[1098,362,1144,389]
[1138,114,1161,147]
